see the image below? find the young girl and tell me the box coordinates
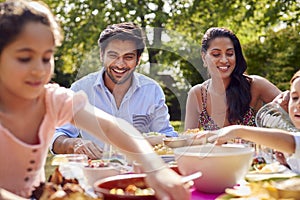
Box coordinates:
[0,1,190,199]
[203,70,300,173]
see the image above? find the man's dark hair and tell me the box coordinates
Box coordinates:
[98,22,145,57]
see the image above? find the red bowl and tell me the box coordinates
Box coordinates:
[170,165,181,175]
[93,174,157,200]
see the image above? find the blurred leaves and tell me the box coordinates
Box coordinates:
[41,0,300,119]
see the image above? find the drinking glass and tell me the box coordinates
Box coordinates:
[256,102,298,132]
[103,143,128,166]
[103,143,133,173]
[255,102,299,163]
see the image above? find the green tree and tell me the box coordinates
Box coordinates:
[244,26,300,91]
[42,0,300,120]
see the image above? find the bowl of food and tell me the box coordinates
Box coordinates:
[93,174,156,200]
[163,137,188,148]
[143,132,166,146]
[179,128,206,146]
[174,144,254,193]
[83,159,121,186]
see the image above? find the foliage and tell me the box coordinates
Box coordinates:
[244,26,300,91]
[42,0,300,120]
[170,121,183,132]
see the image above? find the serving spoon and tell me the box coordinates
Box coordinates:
[180,171,202,188]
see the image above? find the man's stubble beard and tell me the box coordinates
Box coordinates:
[105,67,136,85]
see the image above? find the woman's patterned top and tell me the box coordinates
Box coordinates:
[199,83,256,130]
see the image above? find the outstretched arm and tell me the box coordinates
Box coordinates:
[72,102,190,200]
[205,125,295,154]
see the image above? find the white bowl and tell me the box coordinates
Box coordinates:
[163,137,188,148]
[174,144,254,193]
[145,135,165,146]
[83,165,121,186]
[179,134,206,146]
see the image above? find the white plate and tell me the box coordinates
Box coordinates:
[248,163,287,174]
[160,155,175,163]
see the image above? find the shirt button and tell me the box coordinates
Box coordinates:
[32,149,38,153]
[29,160,35,164]
[24,177,29,182]
[27,168,33,172]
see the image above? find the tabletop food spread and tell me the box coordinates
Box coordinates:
[42,129,300,199]
[28,164,300,200]
[2,128,300,200]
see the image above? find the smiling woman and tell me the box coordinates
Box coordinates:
[184,27,281,132]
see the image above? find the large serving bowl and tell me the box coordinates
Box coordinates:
[93,174,157,200]
[174,144,254,193]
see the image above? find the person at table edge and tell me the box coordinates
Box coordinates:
[51,22,177,159]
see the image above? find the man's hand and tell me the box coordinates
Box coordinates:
[52,136,103,159]
[73,139,103,159]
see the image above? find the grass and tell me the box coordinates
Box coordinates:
[45,151,56,180]
[171,121,184,133]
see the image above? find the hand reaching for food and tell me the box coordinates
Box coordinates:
[73,139,103,159]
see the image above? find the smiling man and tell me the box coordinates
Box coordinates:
[51,22,177,159]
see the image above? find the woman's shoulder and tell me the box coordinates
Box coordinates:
[249,75,271,84]
[248,75,276,89]
[248,75,281,105]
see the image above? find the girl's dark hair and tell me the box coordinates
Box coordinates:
[0,0,62,54]
[202,27,252,124]
[98,22,145,58]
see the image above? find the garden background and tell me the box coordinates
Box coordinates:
[2,0,299,179]
[41,0,300,123]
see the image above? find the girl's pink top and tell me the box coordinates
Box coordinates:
[0,84,87,198]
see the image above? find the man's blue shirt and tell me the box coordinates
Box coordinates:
[52,68,177,149]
